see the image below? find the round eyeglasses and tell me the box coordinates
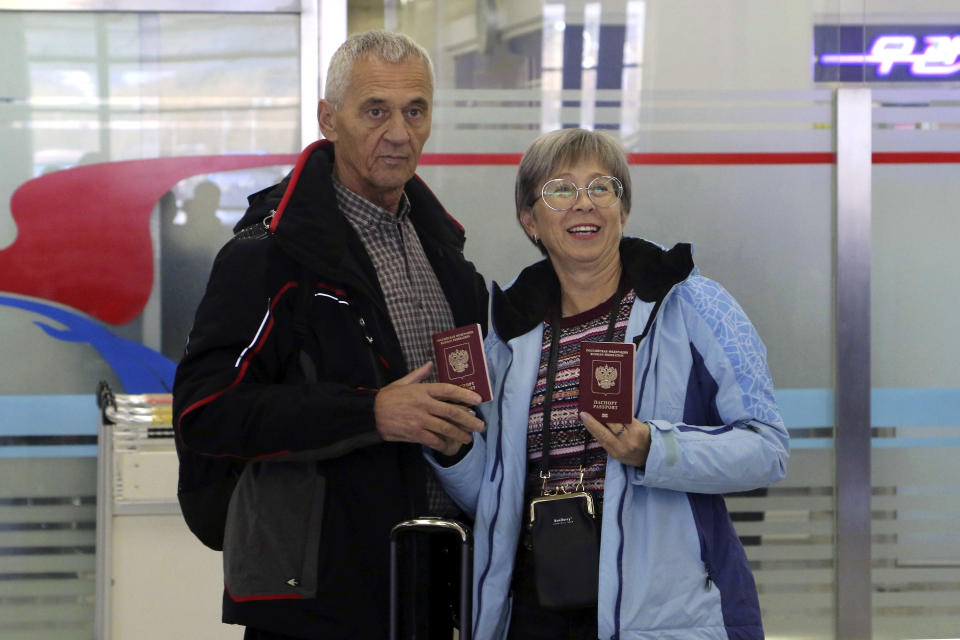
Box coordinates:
[536,175,624,211]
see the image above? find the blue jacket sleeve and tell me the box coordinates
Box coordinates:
[635,276,789,494]
[425,430,487,516]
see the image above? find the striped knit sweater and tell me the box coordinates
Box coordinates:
[524,287,636,502]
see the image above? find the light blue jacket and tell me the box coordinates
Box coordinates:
[429,239,789,640]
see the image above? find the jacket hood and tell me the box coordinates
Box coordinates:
[492,237,694,342]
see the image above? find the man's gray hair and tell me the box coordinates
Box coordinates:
[324,30,434,107]
[515,128,632,251]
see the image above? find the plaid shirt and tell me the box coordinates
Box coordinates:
[335,180,459,515]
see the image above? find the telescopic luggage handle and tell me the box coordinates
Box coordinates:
[390,517,472,640]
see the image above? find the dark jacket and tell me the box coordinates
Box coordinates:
[172,140,488,638]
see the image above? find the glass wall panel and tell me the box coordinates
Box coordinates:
[871,90,960,638]
[862,2,960,637]
[0,10,299,638]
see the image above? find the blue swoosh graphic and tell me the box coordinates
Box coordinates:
[0,294,175,393]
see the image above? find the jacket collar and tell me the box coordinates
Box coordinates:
[235,140,466,290]
[492,237,694,342]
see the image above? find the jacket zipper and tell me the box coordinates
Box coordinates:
[473,339,513,639]
[489,339,513,483]
[613,287,677,636]
[354,313,387,389]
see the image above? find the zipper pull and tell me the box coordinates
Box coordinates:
[355,314,374,344]
[262,209,276,230]
[704,562,713,590]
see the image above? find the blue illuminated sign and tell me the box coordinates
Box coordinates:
[815,25,960,82]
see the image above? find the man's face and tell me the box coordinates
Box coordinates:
[318,55,432,211]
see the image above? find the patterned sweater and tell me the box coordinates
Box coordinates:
[524,287,636,502]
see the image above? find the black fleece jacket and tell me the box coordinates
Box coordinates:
[172,140,487,638]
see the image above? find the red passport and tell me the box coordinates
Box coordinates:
[579,341,635,424]
[432,323,492,403]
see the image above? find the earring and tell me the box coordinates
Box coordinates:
[532,234,539,243]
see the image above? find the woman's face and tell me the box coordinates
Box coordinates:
[520,158,627,275]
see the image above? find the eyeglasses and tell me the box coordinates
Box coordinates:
[535,175,624,211]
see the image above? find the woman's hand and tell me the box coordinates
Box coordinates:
[580,412,652,468]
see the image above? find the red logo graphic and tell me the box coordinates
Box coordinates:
[1,154,296,324]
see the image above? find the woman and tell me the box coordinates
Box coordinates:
[430,128,789,639]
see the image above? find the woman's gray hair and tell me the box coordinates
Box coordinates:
[514,128,632,252]
[324,30,434,108]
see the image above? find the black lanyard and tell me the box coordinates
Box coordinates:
[537,288,625,484]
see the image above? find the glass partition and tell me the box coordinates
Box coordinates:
[0,10,299,638]
[871,88,960,639]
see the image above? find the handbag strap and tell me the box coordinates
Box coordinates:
[538,286,625,487]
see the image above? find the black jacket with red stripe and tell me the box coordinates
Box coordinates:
[172,140,488,638]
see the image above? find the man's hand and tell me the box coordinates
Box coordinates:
[374,361,485,454]
[580,412,652,468]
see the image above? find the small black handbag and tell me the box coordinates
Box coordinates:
[528,485,600,609]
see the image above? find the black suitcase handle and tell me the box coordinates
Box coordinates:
[390,517,472,640]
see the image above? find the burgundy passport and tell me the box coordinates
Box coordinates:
[432,323,492,403]
[579,341,635,423]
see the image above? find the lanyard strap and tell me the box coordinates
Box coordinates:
[538,288,625,483]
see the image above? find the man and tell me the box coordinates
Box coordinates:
[173,31,487,639]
